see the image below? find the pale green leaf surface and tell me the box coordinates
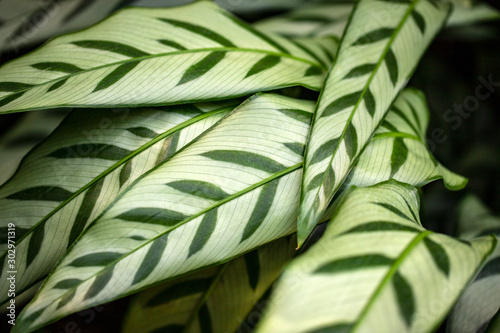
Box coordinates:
[447,195,500,333]
[257,181,496,333]
[0,100,238,306]
[298,0,451,246]
[447,0,500,26]
[122,236,295,333]
[0,1,338,114]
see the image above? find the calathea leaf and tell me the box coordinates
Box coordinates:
[256,181,497,333]
[122,236,296,333]
[12,93,314,332]
[297,0,451,246]
[446,0,500,27]
[0,1,338,114]
[11,88,466,331]
[0,99,239,306]
[447,195,500,333]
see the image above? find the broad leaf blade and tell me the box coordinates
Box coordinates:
[0,100,238,305]
[447,195,500,333]
[122,236,295,333]
[298,0,451,246]
[0,1,338,114]
[256,181,497,333]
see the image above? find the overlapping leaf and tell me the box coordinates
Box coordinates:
[122,236,295,333]
[0,1,338,114]
[447,195,500,333]
[447,0,500,26]
[0,99,239,306]
[256,181,497,333]
[12,91,466,332]
[297,0,451,246]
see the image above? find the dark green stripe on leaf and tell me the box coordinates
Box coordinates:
[241,180,278,242]
[364,88,376,117]
[321,91,362,118]
[201,150,285,174]
[305,66,323,77]
[245,55,280,78]
[119,161,132,188]
[177,51,226,86]
[306,172,325,192]
[314,254,393,274]
[127,127,158,138]
[48,78,68,92]
[344,122,358,160]
[68,178,104,247]
[424,237,450,276]
[0,92,25,108]
[352,28,394,45]
[390,138,409,178]
[26,224,44,267]
[283,142,305,156]
[244,250,260,290]
[48,143,132,160]
[322,165,335,197]
[385,48,399,86]
[342,221,420,234]
[344,64,376,79]
[157,39,186,50]
[411,10,426,34]
[132,234,168,284]
[159,19,235,47]
[146,278,212,307]
[116,207,188,226]
[94,61,140,92]
[310,138,339,165]
[372,202,414,222]
[72,40,149,58]
[0,82,34,92]
[31,62,82,73]
[57,289,76,309]
[278,108,312,124]
[308,323,353,333]
[6,186,73,201]
[54,279,83,289]
[84,265,115,300]
[189,209,218,257]
[68,252,123,267]
[393,271,415,326]
[167,180,229,201]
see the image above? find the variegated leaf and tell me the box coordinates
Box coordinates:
[447,0,500,26]
[256,181,497,333]
[447,195,500,333]
[122,236,296,333]
[0,99,239,306]
[0,1,338,114]
[12,91,465,331]
[297,0,451,246]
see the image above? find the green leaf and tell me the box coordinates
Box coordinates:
[298,0,451,246]
[446,0,500,27]
[0,2,339,114]
[0,100,238,305]
[122,237,295,333]
[256,181,497,333]
[447,195,500,333]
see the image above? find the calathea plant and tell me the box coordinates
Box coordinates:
[0,0,498,332]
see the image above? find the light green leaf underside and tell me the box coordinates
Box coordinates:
[0,1,338,114]
[255,0,498,39]
[447,195,500,333]
[122,236,295,333]
[11,88,466,331]
[257,181,496,333]
[0,99,239,306]
[298,0,451,246]
[0,109,67,185]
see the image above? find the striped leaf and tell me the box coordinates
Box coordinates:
[11,91,466,331]
[122,236,295,333]
[297,0,451,246]
[0,99,239,306]
[256,181,497,333]
[0,1,338,114]
[447,195,500,333]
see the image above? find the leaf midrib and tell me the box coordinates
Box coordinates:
[41,162,303,311]
[0,107,232,261]
[0,47,325,100]
[303,0,420,219]
[350,230,432,333]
